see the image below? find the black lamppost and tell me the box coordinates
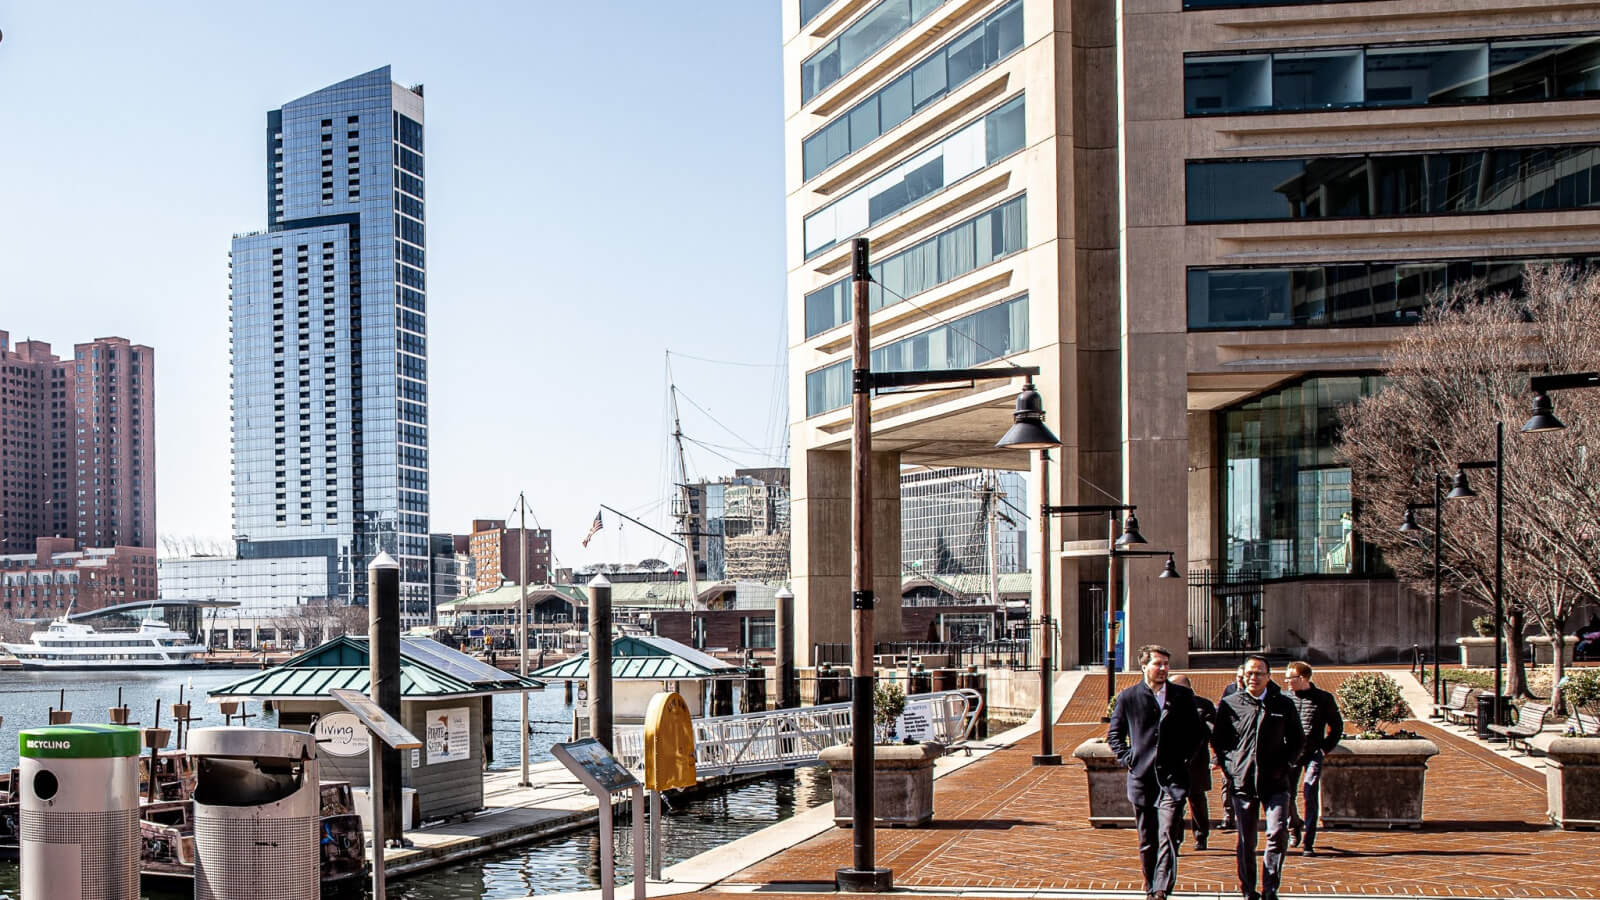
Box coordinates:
[1400,473,1446,711]
[837,236,1058,892]
[1447,422,1505,732]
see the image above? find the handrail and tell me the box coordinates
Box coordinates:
[611,688,981,778]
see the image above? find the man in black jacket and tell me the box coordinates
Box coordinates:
[1108,645,1204,900]
[1284,661,1342,855]
[1167,674,1215,851]
[1214,655,1305,900]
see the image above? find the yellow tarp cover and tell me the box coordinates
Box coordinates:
[644,691,697,791]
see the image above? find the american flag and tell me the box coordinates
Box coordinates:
[582,510,603,548]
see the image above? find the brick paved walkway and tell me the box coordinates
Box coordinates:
[715,672,1598,899]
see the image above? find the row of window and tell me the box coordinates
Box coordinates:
[806,294,1029,415]
[806,193,1027,336]
[1188,256,1593,331]
[1187,144,1600,223]
[1186,34,1600,117]
[805,94,1024,258]
[804,0,1023,181]
[802,0,949,103]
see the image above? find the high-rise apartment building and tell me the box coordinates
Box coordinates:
[468,520,551,592]
[787,1,1590,666]
[229,68,431,627]
[0,331,154,554]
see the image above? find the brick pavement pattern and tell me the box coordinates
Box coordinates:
[722,672,1600,898]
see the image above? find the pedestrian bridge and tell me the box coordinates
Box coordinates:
[610,688,984,778]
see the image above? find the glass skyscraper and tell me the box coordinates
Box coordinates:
[229,67,430,626]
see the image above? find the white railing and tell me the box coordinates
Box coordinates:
[611,688,982,779]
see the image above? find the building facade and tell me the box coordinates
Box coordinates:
[158,553,337,616]
[2,537,157,616]
[684,468,791,582]
[468,520,551,591]
[901,466,1027,578]
[785,0,1579,666]
[229,68,432,627]
[1,332,154,554]
[429,532,474,617]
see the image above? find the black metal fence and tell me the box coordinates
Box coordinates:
[1187,569,1263,652]
[812,635,1037,670]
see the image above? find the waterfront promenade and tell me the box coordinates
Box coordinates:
[578,670,1599,900]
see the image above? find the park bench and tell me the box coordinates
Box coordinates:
[1441,684,1476,724]
[1575,710,1599,736]
[1489,701,1551,750]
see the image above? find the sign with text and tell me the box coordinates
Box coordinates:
[897,699,936,742]
[313,711,367,757]
[552,738,638,794]
[426,707,470,764]
[327,688,422,750]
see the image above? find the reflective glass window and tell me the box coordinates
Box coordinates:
[801,0,832,27]
[1273,50,1362,110]
[801,0,951,102]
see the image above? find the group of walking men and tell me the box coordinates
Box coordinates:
[1106,647,1343,900]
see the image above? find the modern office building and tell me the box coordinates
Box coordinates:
[430,532,474,614]
[901,466,1026,578]
[229,67,432,628]
[0,331,155,554]
[158,553,337,615]
[468,520,551,592]
[786,1,1578,666]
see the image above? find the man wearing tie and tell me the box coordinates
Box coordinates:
[1108,645,1204,900]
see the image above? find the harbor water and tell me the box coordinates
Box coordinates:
[0,669,832,898]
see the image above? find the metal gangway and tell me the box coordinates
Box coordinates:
[611,688,983,779]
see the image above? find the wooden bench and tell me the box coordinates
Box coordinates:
[1489,701,1551,750]
[1575,710,1599,736]
[1441,685,1476,724]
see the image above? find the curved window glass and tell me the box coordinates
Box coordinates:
[803,0,1024,181]
[1221,375,1385,578]
[806,194,1027,337]
[1188,256,1597,330]
[806,294,1029,415]
[1187,144,1600,223]
[801,0,833,28]
[805,95,1025,258]
[1186,35,1600,116]
[802,0,951,103]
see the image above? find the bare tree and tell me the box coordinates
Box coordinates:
[1341,265,1600,701]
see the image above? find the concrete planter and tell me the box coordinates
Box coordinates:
[1545,737,1600,830]
[1071,738,1133,828]
[1458,636,1497,667]
[1529,636,1578,665]
[1320,737,1439,828]
[819,742,941,827]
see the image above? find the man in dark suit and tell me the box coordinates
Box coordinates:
[1168,673,1216,851]
[1108,644,1204,900]
[1214,655,1306,900]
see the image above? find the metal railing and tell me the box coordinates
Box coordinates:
[1187,569,1264,652]
[611,688,983,778]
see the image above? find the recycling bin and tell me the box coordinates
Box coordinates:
[18,724,142,900]
[189,727,321,900]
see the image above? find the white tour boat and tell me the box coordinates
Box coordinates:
[0,616,207,669]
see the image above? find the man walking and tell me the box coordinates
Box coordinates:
[1285,661,1342,856]
[1168,674,1215,851]
[1108,645,1204,900]
[1218,664,1245,830]
[1214,655,1305,900]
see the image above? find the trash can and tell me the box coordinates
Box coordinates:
[18,725,142,900]
[1475,693,1511,739]
[189,727,321,900]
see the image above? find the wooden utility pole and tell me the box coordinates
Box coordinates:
[519,492,531,787]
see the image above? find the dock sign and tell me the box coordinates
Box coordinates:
[426,707,470,764]
[313,712,367,757]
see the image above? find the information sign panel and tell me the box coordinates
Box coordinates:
[552,738,638,794]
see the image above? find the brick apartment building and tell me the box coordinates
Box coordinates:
[0,331,155,554]
[1,536,158,616]
[468,519,551,592]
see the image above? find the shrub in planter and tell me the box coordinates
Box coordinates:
[1565,669,1600,725]
[1337,672,1414,737]
[874,681,908,744]
[1472,615,1496,637]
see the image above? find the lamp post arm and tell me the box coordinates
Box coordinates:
[1530,372,1600,393]
[868,365,1041,391]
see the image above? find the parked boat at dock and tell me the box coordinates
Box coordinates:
[0,617,206,669]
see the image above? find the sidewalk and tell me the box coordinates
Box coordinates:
[701,671,1599,900]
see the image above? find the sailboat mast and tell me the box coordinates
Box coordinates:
[671,385,702,609]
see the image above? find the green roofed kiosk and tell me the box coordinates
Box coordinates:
[18,725,142,900]
[209,635,542,823]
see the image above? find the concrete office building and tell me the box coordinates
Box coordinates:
[0,332,155,554]
[229,67,432,628]
[786,0,1588,666]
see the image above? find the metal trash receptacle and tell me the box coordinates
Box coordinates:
[1475,693,1511,738]
[18,725,142,900]
[189,727,321,900]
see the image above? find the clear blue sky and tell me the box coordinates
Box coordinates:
[0,3,787,571]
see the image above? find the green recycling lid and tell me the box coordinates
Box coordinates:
[19,725,141,759]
